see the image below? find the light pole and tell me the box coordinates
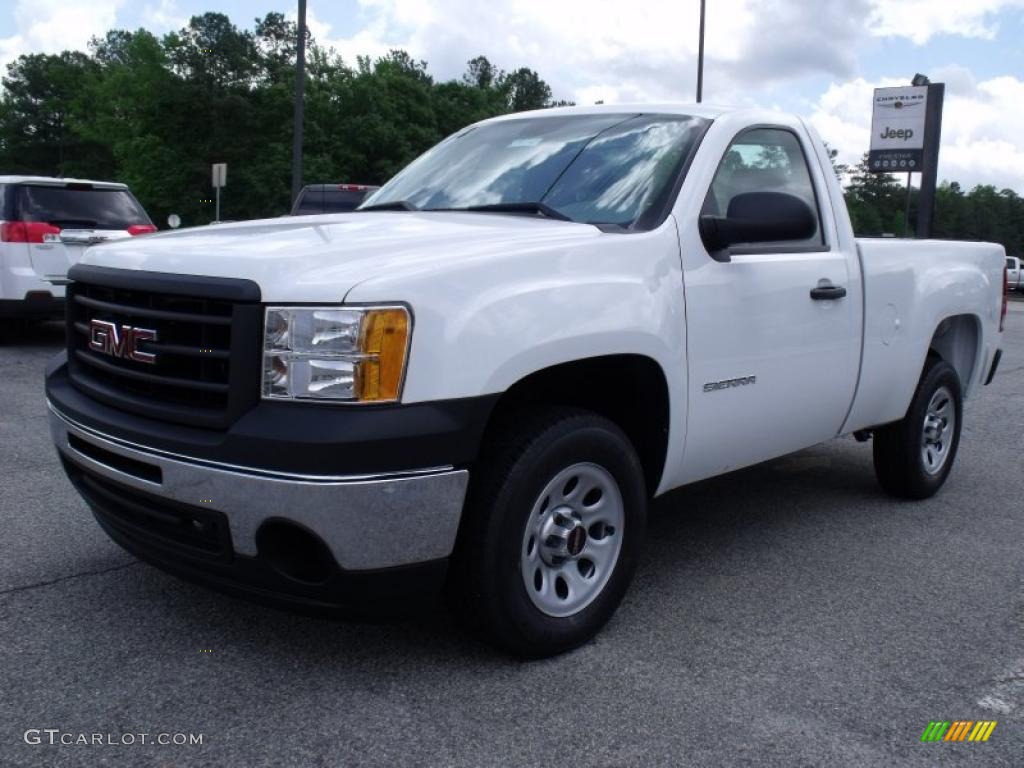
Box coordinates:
[696,0,706,102]
[291,0,307,206]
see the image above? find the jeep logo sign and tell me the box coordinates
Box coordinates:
[879,127,914,141]
[868,84,928,172]
[88,319,158,364]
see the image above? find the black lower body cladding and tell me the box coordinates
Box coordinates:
[47,352,499,612]
[47,352,498,477]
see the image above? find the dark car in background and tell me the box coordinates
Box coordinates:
[289,184,380,216]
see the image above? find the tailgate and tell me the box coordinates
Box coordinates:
[29,230,130,281]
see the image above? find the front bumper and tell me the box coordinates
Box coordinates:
[49,399,472,611]
[51,402,468,568]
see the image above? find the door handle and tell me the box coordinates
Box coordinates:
[810,285,847,301]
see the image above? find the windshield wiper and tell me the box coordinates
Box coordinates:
[434,202,572,222]
[358,200,420,212]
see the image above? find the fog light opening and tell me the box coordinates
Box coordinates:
[256,520,335,585]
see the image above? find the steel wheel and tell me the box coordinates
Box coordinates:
[520,462,624,618]
[921,385,955,475]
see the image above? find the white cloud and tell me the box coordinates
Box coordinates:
[1,0,1022,191]
[141,0,187,32]
[304,0,871,104]
[1,0,124,76]
[297,6,395,65]
[809,75,1024,191]
[867,0,1024,45]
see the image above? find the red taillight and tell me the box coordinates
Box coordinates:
[0,221,61,243]
[338,184,367,192]
[127,224,157,236]
[1000,267,1008,332]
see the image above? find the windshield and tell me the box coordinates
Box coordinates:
[16,184,151,229]
[363,113,708,229]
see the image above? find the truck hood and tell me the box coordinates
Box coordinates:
[80,212,602,302]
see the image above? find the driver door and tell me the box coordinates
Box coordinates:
[678,127,860,483]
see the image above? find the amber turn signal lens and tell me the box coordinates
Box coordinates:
[357,308,410,401]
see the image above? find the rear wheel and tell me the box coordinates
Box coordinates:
[449,407,647,658]
[873,358,962,499]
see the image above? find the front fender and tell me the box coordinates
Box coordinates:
[345,220,690,494]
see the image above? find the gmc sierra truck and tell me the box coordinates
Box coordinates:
[45,105,1007,657]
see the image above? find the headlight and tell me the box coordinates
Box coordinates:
[262,306,411,403]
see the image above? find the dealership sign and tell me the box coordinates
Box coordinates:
[868,86,928,171]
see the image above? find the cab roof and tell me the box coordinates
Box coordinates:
[479,103,804,129]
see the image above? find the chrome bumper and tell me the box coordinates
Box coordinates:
[49,403,469,570]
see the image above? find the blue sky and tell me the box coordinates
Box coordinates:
[2,0,1024,190]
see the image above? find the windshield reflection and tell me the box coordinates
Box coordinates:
[365,113,708,229]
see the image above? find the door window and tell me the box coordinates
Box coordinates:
[702,128,824,248]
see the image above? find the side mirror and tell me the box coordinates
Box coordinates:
[699,191,816,262]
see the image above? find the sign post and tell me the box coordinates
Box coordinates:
[867,82,944,237]
[212,163,227,223]
[915,83,944,239]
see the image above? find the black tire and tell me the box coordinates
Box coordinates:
[873,357,963,499]
[449,407,647,658]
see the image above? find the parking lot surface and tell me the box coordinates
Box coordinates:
[2,313,1022,767]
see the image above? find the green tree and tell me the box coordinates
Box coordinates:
[0,13,573,224]
[844,154,907,235]
[0,51,111,177]
[499,67,552,112]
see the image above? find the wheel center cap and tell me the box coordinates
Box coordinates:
[566,525,587,557]
[538,507,588,565]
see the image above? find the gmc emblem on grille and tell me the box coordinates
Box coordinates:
[88,319,158,364]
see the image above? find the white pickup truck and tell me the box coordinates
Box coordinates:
[46,105,1007,657]
[1008,256,1022,292]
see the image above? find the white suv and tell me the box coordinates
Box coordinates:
[0,176,154,321]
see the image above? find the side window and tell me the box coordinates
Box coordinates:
[702,128,824,248]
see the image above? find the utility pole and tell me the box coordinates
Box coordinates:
[696,0,706,102]
[291,0,307,206]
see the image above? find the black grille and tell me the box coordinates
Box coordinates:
[62,455,232,560]
[66,265,261,430]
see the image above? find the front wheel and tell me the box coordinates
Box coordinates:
[873,358,963,499]
[449,408,647,658]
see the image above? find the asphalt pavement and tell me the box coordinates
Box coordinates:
[1,315,1021,767]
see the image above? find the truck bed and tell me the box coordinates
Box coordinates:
[842,237,1005,432]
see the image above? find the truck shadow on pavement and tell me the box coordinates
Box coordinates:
[119,437,890,666]
[1,320,65,348]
